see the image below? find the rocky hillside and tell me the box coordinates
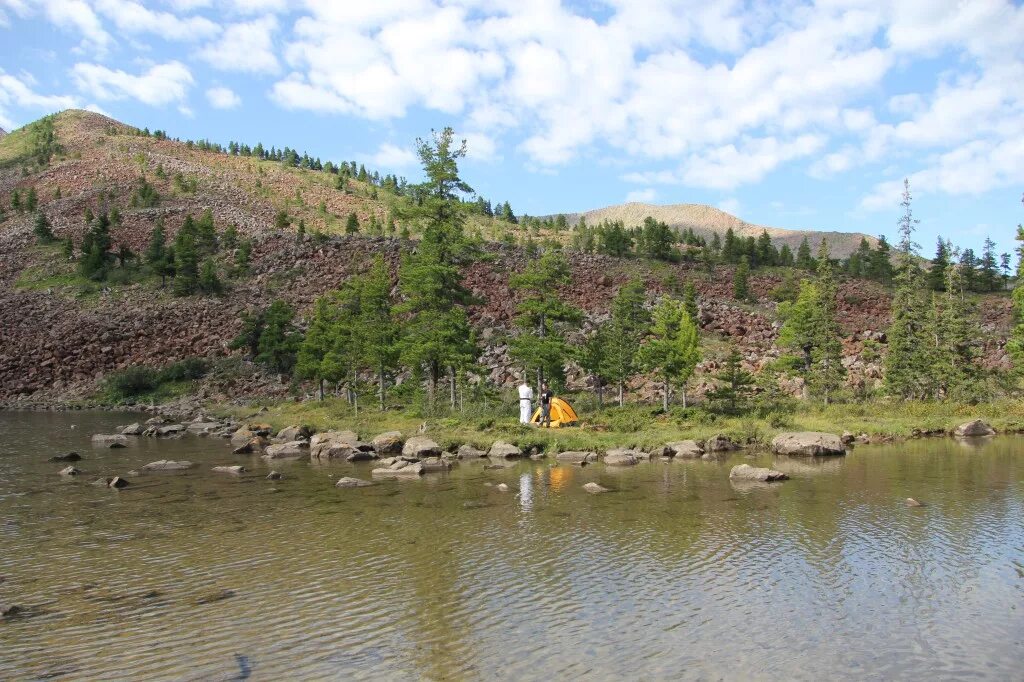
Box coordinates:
[555,202,877,257]
[0,110,1013,407]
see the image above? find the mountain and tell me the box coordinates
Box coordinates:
[553,202,877,257]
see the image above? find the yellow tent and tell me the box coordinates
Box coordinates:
[531,397,579,428]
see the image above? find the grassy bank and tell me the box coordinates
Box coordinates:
[209,396,1024,452]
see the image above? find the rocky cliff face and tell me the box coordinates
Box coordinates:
[0,110,1013,406]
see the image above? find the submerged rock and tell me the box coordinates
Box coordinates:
[232,436,268,454]
[556,451,598,464]
[583,482,609,494]
[108,476,129,489]
[335,476,374,488]
[603,449,641,466]
[212,465,246,474]
[194,589,235,605]
[58,465,81,476]
[729,464,789,482]
[120,423,144,436]
[496,483,510,492]
[664,440,704,459]
[905,497,924,507]
[420,456,452,473]
[141,459,195,471]
[48,452,81,462]
[266,471,283,481]
[770,432,846,457]
[262,441,309,459]
[952,420,995,438]
[91,434,127,446]
[372,461,425,478]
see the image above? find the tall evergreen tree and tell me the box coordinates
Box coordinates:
[682,279,699,323]
[578,322,611,407]
[705,346,755,413]
[33,212,54,243]
[508,250,582,392]
[172,219,199,296]
[795,237,814,270]
[810,239,845,403]
[979,236,999,292]
[884,179,932,398]
[733,257,750,300]
[604,278,650,406]
[926,237,949,291]
[359,256,400,409]
[257,300,301,374]
[639,298,701,409]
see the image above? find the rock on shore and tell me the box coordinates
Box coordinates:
[770,432,846,457]
[952,419,996,438]
[665,440,704,459]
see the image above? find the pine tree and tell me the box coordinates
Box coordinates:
[10,189,20,212]
[639,298,701,409]
[172,223,199,296]
[198,258,222,294]
[796,237,814,270]
[221,224,238,251]
[345,212,359,234]
[778,243,794,267]
[884,179,931,398]
[926,237,949,291]
[296,294,346,400]
[979,236,999,292]
[78,214,112,281]
[257,300,301,374]
[33,212,55,243]
[811,239,845,403]
[867,235,893,284]
[196,208,217,256]
[144,220,172,286]
[604,278,650,406]
[508,250,582,392]
[930,255,975,399]
[25,187,37,212]
[578,322,611,407]
[733,257,750,300]
[61,237,74,259]
[233,239,252,276]
[756,229,777,266]
[359,256,400,409]
[682,280,699,323]
[705,347,755,413]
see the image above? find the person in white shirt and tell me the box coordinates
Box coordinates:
[518,379,534,424]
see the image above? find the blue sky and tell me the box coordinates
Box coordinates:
[1,0,1022,258]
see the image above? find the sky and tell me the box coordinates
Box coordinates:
[0,0,1022,257]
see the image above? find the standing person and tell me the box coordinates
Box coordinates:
[539,381,554,428]
[518,378,534,424]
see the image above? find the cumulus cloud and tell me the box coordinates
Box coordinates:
[626,188,657,203]
[71,61,194,106]
[199,15,279,73]
[364,142,417,169]
[718,198,741,215]
[94,0,219,41]
[0,69,79,129]
[205,85,240,109]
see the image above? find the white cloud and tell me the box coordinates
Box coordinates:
[718,198,741,215]
[71,61,194,106]
[199,15,279,73]
[94,0,219,41]
[206,85,240,109]
[364,142,416,169]
[0,68,79,129]
[626,188,657,203]
[40,0,112,53]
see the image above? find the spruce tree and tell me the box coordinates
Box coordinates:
[796,237,814,270]
[508,250,582,391]
[682,280,699,323]
[811,239,845,403]
[604,278,650,406]
[257,300,301,374]
[296,294,348,400]
[927,237,949,291]
[172,223,199,296]
[979,236,999,292]
[705,347,755,413]
[639,297,701,409]
[196,208,217,256]
[358,256,400,409]
[884,179,931,398]
[733,257,750,300]
[33,212,55,243]
[25,187,37,212]
[198,258,222,294]
[345,212,359,234]
[578,322,611,407]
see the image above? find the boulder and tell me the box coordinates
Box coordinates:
[232,437,268,455]
[266,471,283,481]
[770,432,846,457]
[91,434,127,446]
[186,422,222,434]
[274,425,311,442]
[371,431,404,456]
[262,441,309,459]
[704,434,740,452]
[420,456,453,473]
[840,431,855,445]
[583,482,609,493]
[230,426,258,447]
[335,477,374,488]
[372,462,425,478]
[310,430,358,447]
[120,423,144,436]
[952,419,995,438]
[496,483,510,492]
[457,444,487,459]
[665,440,704,459]
[155,424,186,437]
[108,477,129,489]
[556,451,599,464]
[48,452,81,462]
[142,460,195,471]
[58,466,81,476]
[310,441,374,461]
[603,449,640,466]
[729,464,789,482]
[402,436,442,459]
[488,441,522,459]
[905,497,924,507]
[212,465,246,474]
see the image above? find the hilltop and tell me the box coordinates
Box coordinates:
[0,110,1013,408]
[553,202,877,257]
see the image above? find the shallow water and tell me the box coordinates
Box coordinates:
[0,411,1022,680]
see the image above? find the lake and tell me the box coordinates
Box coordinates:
[1,411,1022,680]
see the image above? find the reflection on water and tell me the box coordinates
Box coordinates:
[1,411,1022,680]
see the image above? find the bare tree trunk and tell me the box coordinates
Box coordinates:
[681,384,687,409]
[618,381,624,407]
[428,361,438,408]
[378,365,385,411]
[449,365,457,409]
[663,375,669,412]
[318,378,324,402]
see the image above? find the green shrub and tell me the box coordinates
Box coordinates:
[159,357,208,382]
[104,366,159,399]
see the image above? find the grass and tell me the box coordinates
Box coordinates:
[208,394,1024,453]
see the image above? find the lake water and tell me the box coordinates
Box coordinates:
[0,411,1022,680]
